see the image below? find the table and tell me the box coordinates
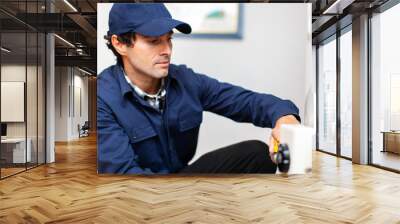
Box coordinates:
[1,138,31,164]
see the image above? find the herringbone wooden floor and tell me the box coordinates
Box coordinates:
[1,135,400,224]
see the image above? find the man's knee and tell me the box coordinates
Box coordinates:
[239,140,276,173]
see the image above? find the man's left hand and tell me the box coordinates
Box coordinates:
[268,115,300,163]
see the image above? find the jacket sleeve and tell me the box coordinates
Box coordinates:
[97,95,157,174]
[188,67,301,128]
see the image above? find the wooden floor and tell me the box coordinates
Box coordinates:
[1,163,45,178]
[0,167,26,178]
[1,135,400,223]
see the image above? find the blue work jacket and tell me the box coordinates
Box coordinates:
[97,64,300,174]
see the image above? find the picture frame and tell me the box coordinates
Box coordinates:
[165,3,243,39]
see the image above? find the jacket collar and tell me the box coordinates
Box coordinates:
[115,65,134,97]
[114,64,177,99]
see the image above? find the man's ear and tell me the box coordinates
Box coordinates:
[111,34,130,56]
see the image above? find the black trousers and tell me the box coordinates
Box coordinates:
[179,140,277,174]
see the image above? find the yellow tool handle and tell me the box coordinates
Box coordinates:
[272,136,279,153]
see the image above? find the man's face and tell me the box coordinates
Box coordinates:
[124,31,173,79]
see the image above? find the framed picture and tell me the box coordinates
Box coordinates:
[165,3,243,39]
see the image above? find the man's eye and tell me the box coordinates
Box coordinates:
[148,39,159,44]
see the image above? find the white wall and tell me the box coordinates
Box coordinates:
[54,67,89,141]
[97,3,313,162]
[72,72,89,138]
[1,64,46,163]
[55,66,68,141]
[1,65,26,141]
[1,65,36,137]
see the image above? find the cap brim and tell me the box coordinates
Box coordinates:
[135,18,191,37]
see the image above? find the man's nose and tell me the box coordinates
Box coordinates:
[160,40,172,56]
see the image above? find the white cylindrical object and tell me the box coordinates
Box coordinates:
[280,124,314,174]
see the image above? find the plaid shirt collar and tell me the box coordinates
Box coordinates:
[122,67,166,110]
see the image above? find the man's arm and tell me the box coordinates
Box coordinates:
[97,96,155,174]
[191,69,300,128]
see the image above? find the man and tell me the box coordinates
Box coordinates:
[97,3,300,174]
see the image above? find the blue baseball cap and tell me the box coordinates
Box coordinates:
[108,3,191,37]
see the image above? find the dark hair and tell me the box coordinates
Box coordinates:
[104,32,136,65]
